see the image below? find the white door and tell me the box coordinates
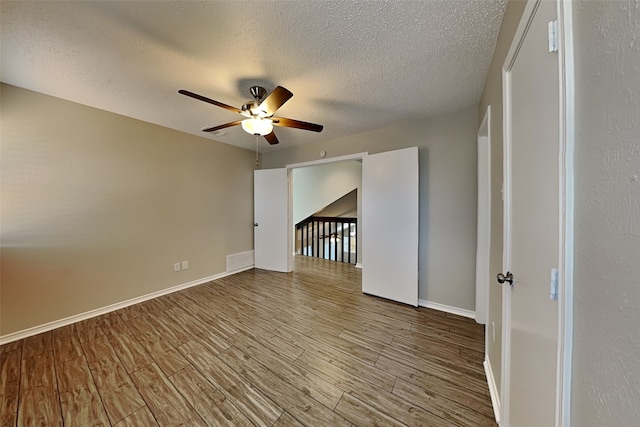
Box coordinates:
[254,168,289,272]
[501,1,560,425]
[362,147,419,306]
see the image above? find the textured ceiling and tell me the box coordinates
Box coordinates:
[1,0,507,153]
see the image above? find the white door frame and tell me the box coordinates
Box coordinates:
[500,0,574,425]
[556,1,575,425]
[476,105,492,326]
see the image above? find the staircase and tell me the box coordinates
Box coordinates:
[295,189,358,264]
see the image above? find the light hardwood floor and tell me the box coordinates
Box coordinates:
[0,256,497,426]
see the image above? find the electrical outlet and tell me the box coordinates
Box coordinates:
[492,321,496,342]
[174,263,181,272]
[181,260,189,270]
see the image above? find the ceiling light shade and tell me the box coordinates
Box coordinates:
[241,118,273,136]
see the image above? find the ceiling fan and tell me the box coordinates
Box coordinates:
[178,86,323,145]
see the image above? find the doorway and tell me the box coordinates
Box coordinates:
[254,148,419,307]
[286,152,368,273]
[254,152,367,273]
[292,160,362,266]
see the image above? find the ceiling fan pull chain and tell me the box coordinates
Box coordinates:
[255,135,259,167]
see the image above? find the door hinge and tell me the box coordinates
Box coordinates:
[550,268,559,300]
[548,20,558,53]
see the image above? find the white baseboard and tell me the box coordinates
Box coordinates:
[418,299,476,319]
[0,265,254,345]
[355,263,363,269]
[484,357,501,424]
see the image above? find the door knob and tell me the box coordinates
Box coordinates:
[254,223,258,227]
[497,271,514,286]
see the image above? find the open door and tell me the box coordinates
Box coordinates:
[362,147,419,306]
[254,168,289,272]
[500,1,561,425]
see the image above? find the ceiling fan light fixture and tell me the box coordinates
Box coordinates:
[179,86,322,145]
[241,118,273,136]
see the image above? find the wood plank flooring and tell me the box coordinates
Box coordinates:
[0,256,497,426]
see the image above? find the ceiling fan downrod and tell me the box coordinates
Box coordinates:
[249,86,267,101]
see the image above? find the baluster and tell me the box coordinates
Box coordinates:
[321,221,324,260]
[341,221,345,262]
[347,222,351,264]
[333,221,338,261]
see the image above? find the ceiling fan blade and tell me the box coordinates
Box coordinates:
[258,86,293,116]
[264,131,280,145]
[202,120,243,132]
[271,117,323,133]
[178,89,243,115]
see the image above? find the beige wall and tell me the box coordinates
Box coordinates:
[0,84,256,336]
[478,0,527,396]
[571,1,640,425]
[263,106,479,311]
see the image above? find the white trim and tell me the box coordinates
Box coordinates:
[355,263,363,269]
[287,168,294,271]
[484,357,502,424]
[418,299,475,320]
[285,152,368,169]
[0,265,253,345]
[556,1,574,425]
[476,105,492,326]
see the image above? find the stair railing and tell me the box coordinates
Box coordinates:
[295,216,357,264]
